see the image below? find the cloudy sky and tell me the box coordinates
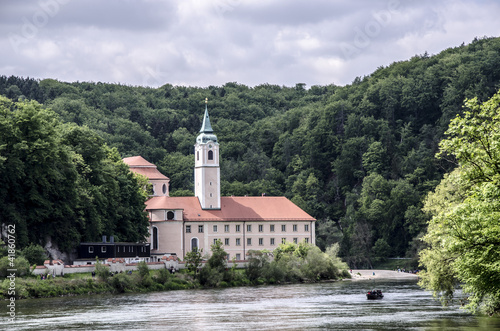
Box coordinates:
[1,0,499,88]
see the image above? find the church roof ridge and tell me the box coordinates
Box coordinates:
[123,156,155,167]
[145,195,316,221]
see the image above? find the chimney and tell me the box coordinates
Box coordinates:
[102,235,107,243]
[110,236,114,243]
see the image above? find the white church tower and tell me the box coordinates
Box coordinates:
[194,99,221,209]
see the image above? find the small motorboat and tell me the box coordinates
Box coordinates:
[366,289,384,299]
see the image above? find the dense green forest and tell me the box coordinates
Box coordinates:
[1,36,500,267]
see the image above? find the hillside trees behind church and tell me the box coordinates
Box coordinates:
[0,96,149,253]
[2,36,500,266]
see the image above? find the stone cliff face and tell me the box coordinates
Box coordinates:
[44,237,77,264]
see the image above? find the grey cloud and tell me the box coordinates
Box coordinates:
[0,0,499,88]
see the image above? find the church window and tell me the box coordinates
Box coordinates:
[162,184,167,195]
[198,225,204,233]
[186,225,191,233]
[167,211,175,220]
[191,238,198,250]
[152,227,158,250]
[208,150,213,160]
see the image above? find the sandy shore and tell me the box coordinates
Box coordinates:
[347,269,419,281]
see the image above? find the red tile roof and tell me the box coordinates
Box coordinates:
[146,196,315,222]
[123,156,169,180]
[123,156,155,167]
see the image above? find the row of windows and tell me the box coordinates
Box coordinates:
[185,224,310,233]
[212,237,309,246]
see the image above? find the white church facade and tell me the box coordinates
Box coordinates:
[123,102,316,261]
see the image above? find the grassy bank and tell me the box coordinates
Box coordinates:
[1,242,351,300]
[1,265,350,300]
[0,269,198,300]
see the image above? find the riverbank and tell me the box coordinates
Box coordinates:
[0,269,198,300]
[348,269,419,281]
[2,269,422,300]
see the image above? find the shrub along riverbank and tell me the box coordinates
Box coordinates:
[1,241,351,300]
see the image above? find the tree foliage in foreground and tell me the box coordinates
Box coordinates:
[419,90,500,315]
[0,96,149,253]
[246,241,350,284]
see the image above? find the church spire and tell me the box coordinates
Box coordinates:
[196,98,217,144]
[200,98,213,133]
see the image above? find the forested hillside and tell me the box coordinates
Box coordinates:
[1,36,500,266]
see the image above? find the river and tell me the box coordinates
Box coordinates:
[7,280,500,330]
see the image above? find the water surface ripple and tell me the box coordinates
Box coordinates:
[8,280,500,330]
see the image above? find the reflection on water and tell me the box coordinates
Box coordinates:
[8,280,500,330]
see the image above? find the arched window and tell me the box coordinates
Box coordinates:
[152,227,158,250]
[162,183,167,195]
[208,150,213,160]
[167,211,175,220]
[191,238,198,250]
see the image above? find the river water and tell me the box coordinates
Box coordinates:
[7,280,500,330]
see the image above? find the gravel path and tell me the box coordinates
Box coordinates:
[348,269,419,281]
